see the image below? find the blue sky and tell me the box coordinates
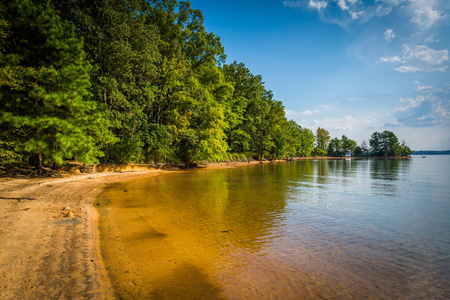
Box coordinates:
[189,0,450,150]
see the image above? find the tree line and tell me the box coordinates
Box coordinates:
[0,0,411,173]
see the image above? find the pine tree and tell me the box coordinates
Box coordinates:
[0,0,114,173]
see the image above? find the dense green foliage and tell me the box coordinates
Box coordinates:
[313,127,331,156]
[369,131,401,157]
[327,135,356,157]
[0,0,412,170]
[0,0,115,172]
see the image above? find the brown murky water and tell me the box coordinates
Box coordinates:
[98,158,450,299]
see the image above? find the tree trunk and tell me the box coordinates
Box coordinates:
[36,153,43,175]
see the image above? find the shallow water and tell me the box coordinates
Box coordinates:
[98,157,450,299]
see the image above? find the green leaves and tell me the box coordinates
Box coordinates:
[4,0,357,168]
[369,130,401,157]
[0,0,114,167]
[314,127,331,156]
[327,135,357,157]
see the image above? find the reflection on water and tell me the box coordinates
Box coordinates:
[98,157,450,299]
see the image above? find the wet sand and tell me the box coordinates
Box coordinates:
[0,170,172,299]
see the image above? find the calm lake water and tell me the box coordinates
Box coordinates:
[98,156,450,299]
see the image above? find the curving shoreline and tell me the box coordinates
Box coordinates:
[0,157,412,299]
[0,161,267,299]
[0,170,171,299]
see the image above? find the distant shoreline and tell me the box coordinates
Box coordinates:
[2,155,413,178]
[411,150,450,155]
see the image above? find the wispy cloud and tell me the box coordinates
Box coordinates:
[377,56,402,63]
[384,29,396,41]
[393,83,450,127]
[414,80,434,91]
[283,0,328,12]
[348,97,364,101]
[308,0,327,12]
[395,65,420,73]
[395,96,425,112]
[320,104,339,110]
[409,0,446,31]
[285,109,320,116]
[284,0,402,27]
[396,44,449,73]
[312,115,357,131]
[394,96,437,127]
[283,0,302,8]
[436,101,448,118]
[284,0,446,32]
[380,44,449,73]
[425,33,440,43]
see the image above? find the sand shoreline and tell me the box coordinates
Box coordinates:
[0,160,274,299]
[0,157,411,299]
[0,170,171,299]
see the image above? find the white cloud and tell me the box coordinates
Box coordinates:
[320,104,338,110]
[409,0,446,30]
[348,97,364,101]
[414,80,434,91]
[377,56,401,63]
[395,95,425,111]
[309,0,328,12]
[283,0,302,8]
[395,65,420,73]
[312,115,357,131]
[283,0,328,11]
[337,0,365,20]
[350,10,364,20]
[284,0,401,27]
[338,0,349,11]
[436,102,447,118]
[393,88,450,128]
[404,45,448,65]
[384,29,396,41]
[284,0,446,32]
[425,33,440,43]
[395,44,449,73]
[285,109,300,116]
[285,109,320,116]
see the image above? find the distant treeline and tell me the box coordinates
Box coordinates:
[0,0,412,173]
[412,150,450,155]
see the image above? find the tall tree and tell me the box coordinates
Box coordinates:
[369,130,401,156]
[298,126,315,157]
[341,135,357,156]
[314,127,330,156]
[0,0,114,172]
[327,137,343,157]
[51,0,162,162]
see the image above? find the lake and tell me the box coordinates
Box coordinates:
[98,156,450,299]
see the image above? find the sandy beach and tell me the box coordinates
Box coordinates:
[0,157,391,299]
[0,169,169,299]
[0,160,279,299]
